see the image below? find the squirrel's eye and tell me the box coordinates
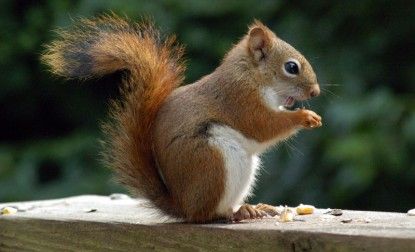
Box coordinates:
[284,61,299,75]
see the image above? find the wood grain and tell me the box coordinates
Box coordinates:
[1,195,414,251]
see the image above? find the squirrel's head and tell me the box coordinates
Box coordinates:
[228,21,320,108]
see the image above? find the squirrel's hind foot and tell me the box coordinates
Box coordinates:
[233,204,267,222]
[255,203,280,217]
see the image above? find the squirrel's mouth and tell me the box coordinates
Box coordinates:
[283,96,295,108]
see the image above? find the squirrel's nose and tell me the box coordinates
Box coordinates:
[309,85,320,98]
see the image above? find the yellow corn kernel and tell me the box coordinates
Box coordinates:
[296,204,315,215]
[1,206,18,215]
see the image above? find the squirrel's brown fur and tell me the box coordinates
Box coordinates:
[42,14,185,218]
[42,14,321,223]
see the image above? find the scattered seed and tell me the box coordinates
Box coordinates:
[325,209,343,216]
[279,206,294,222]
[1,207,18,215]
[341,218,352,223]
[407,209,415,216]
[83,208,97,213]
[296,204,315,215]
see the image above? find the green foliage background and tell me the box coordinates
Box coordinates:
[1,0,414,211]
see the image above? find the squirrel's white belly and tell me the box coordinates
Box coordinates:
[208,124,273,215]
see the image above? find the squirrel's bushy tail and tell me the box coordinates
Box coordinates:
[42,14,185,218]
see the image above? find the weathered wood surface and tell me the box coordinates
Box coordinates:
[1,195,414,251]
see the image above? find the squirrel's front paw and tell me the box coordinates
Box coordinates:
[295,109,322,129]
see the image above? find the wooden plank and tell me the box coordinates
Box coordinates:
[1,195,414,251]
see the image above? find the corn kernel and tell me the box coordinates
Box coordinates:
[1,206,18,215]
[296,204,315,215]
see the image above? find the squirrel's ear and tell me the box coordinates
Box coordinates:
[248,26,271,62]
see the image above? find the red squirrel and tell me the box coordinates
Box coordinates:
[42,14,322,223]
